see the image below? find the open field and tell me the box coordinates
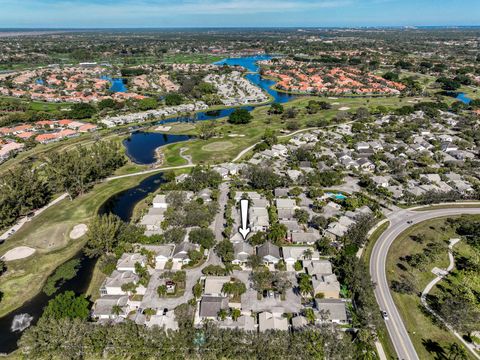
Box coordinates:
[0,172,154,317]
[386,216,479,360]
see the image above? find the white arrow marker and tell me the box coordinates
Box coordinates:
[238,199,251,240]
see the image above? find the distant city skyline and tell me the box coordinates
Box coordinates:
[0,0,479,28]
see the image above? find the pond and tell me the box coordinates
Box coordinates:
[455,92,472,104]
[123,131,192,165]
[0,172,166,354]
[101,75,128,93]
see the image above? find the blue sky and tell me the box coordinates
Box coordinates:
[0,0,478,28]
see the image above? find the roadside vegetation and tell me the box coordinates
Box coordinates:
[386,215,480,359]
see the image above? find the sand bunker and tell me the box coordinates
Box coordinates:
[70,224,88,239]
[2,246,36,261]
[338,106,351,111]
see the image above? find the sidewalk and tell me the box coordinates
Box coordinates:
[420,238,480,360]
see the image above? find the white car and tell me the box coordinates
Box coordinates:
[381,311,389,320]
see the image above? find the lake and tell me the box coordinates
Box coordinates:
[123,131,192,165]
[0,172,166,354]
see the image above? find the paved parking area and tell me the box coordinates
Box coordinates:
[232,270,302,313]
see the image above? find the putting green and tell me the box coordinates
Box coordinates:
[201,141,235,152]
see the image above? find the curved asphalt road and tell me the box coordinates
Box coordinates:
[370,207,480,360]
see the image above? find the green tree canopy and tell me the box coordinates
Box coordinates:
[42,291,90,320]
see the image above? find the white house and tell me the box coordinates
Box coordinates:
[315,299,348,324]
[258,311,289,332]
[100,270,144,296]
[172,242,200,265]
[281,246,319,266]
[257,242,281,265]
[92,295,129,320]
[116,253,147,273]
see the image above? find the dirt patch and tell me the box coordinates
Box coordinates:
[2,246,36,261]
[201,141,235,152]
[70,224,88,239]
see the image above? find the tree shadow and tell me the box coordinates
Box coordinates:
[422,338,446,359]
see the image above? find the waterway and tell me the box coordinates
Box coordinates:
[123,55,295,164]
[0,172,166,354]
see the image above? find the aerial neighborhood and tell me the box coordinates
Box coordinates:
[0,26,479,360]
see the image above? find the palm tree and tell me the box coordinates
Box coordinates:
[303,248,313,260]
[121,282,137,296]
[303,308,316,324]
[298,274,313,297]
[231,308,241,321]
[173,271,186,283]
[246,254,263,269]
[447,343,467,360]
[157,285,167,297]
[111,305,122,316]
[217,308,228,321]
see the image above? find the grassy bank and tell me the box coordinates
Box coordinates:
[386,216,479,359]
[0,171,154,317]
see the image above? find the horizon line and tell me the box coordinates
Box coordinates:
[1,25,480,30]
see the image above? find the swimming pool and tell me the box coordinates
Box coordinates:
[326,192,347,200]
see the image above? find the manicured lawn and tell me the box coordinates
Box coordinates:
[0,173,153,317]
[386,216,479,359]
[160,95,424,167]
[159,122,196,134]
[201,140,235,152]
